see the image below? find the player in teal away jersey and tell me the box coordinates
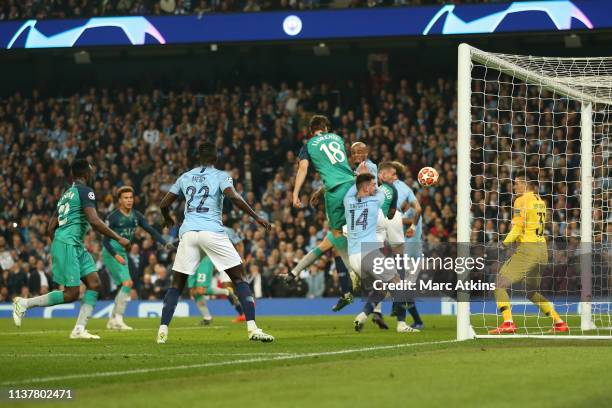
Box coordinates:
[12,159,130,339]
[291,115,357,310]
[103,186,172,331]
[188,256,215,325]
[187,255,242,326]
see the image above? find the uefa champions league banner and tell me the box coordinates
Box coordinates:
[0,298,581,318]
[0,0,607,50]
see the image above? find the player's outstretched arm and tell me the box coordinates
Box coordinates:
[224,187,271,231]
[84,207,130,250]
[159,191,179,227]
[292,159,309,208]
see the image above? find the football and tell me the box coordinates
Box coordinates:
[418,167,439,187]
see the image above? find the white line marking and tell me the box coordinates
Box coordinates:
[0,339,457,385]
[0,326,228,336]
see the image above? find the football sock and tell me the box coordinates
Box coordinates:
[406,301,423,324]
[530,292,563,323]
[225,287,244,315]
[355,312,368,324]
[25,290,65,308]
[336,256,352,295]
[373,303,383,314]
[363,291,386,315]
[195,294,212,319]
[291,247,323,277]
[235,281,255,321]
[161,287,180,326]
[112,285,131,318]
[393,302,407,322]
[495,288,513,322]
[75,290,98,328]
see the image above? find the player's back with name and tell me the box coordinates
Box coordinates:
[170,166,234,235]
[343,185,384,255]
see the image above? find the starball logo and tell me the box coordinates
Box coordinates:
[423,0,593,35]
[7,17,166,49]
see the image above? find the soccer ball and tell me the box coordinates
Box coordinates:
[418,167,439,187]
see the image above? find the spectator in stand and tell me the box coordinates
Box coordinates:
[0,72,606,303]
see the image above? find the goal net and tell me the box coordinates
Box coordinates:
[456,43,612,339]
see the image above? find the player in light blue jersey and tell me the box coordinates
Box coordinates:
[351,142,378,185]
[156,142,274,344]
[390,161,424,329]
[344,173,419,334]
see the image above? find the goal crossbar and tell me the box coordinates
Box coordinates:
[468,45,612,106]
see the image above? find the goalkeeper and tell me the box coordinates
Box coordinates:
[490,173,568,334]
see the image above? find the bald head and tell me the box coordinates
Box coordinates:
[351,142,369,164]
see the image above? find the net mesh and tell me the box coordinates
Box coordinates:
[467,50,612,336]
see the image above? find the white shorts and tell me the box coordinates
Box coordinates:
[173,231,242,275]
[384,210,405,246]
[349,249,397,283]
[219,271,232,283]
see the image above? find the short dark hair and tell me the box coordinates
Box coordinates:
[514,171,538,190]
[71,158,91,178]
[199,141,217,165]
[117,185,134,199]
[356,172,375,189]
[309,115,330,134]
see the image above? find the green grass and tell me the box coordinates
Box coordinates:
[1,315,611,408]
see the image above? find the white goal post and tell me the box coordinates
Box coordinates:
[456,43,612,340]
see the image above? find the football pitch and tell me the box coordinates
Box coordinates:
[1,315,610,408]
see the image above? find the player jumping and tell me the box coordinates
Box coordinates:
[12,159,130,339]
[156,142,274,343]
[291,131,373,311]
[489,173,568,334]
[103,185,172,331]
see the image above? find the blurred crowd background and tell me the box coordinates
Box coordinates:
[0,74,461,302]
[0,0,507,19]
[2,68,608,303]
[0,0,610,303]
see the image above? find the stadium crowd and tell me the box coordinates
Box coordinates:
[0,71,607,303]
[0,0,508,20]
